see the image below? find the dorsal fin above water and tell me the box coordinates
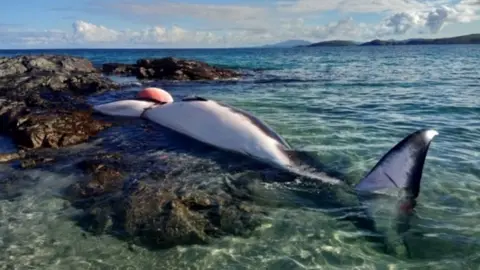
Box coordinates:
[355,129,439,198]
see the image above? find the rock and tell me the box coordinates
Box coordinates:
[102,57,240,81]
[212,204,263,236]
[102,63,136,75]
[4,109,111,149]
[0,54,94,77]
[0,55,120,102]
[153,199,209,246]
[64,153,267,249]
[0,55,121,151]
[0,99,26,133]
[20,156,55,169]
[67,158,124,200]
[67,73,121,95]
[123,186,209,248]
[0,152,24,163]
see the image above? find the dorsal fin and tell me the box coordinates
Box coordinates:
[355,129,438,198]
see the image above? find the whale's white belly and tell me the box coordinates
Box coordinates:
[144,99,293,168]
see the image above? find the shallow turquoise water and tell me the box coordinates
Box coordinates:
[1,46,479,269]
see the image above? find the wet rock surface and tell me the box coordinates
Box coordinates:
[61,153,267,249]
[5,109,111,149]
[102,57,241,80]
[0,100,111,151]
[0,55,117,151]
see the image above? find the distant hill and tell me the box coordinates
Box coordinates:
[306,40,358,47]
[259,34,480,48]
[261,39,312,48]
[360,33,480,46]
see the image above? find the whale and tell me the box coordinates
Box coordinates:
[93,95,343,182]
[93,92,439,256]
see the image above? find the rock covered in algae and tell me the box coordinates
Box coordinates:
[64,153,267,249]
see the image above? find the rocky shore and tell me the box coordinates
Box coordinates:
[0,54,263,249]
[102,57,240,80]
[0,54,242,152]
[0,55,118,152]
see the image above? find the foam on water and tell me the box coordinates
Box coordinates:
[1,45,480,269]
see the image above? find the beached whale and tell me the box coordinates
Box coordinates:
[93,88,439,256]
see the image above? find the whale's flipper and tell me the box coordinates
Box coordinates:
[354,129,439,256]
[355,129,438,198]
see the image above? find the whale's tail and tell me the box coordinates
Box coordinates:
[352,129,439,255]
[355,129,438,197]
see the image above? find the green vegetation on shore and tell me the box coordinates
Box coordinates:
[305,40,358,47]
[288,33,480,48]
[360,33,480,46]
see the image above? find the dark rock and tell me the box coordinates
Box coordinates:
[66,73,120,95]
[102,57,241,81]
[0,55,120,102]
[0,55,121,151]
[123,186,209,248]
[0,54,93,77]
[4,109,111,149]
[102,63,126,74]
[212,204,263,236]
[64,153,267,249]
[102,63,137,75]
[20,156,55,169]
[0,99,26,133]
[67,158,124,199]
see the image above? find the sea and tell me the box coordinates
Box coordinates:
[0,45,479,269]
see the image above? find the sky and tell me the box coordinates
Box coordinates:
[0,0,479,48]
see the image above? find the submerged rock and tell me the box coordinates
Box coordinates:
[102,57,240,81]
[121,185,210,247]
[68,155,125,199]
[64,153,267,249]
[0,171,40,201]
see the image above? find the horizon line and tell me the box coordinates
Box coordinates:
[1,32,478,51]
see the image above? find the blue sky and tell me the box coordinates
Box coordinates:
[1,0,479,48]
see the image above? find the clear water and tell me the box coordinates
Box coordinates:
[1,46,479,269]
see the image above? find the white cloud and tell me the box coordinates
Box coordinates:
[276,0,445,14]
[377,1,480,37]
[108,1,273,31]
[66,20,222,46]
[72,21,120,43]
[0,29,68,46]
[0,0,479,48]
[0,20,224,48]
[272,17,373,41]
